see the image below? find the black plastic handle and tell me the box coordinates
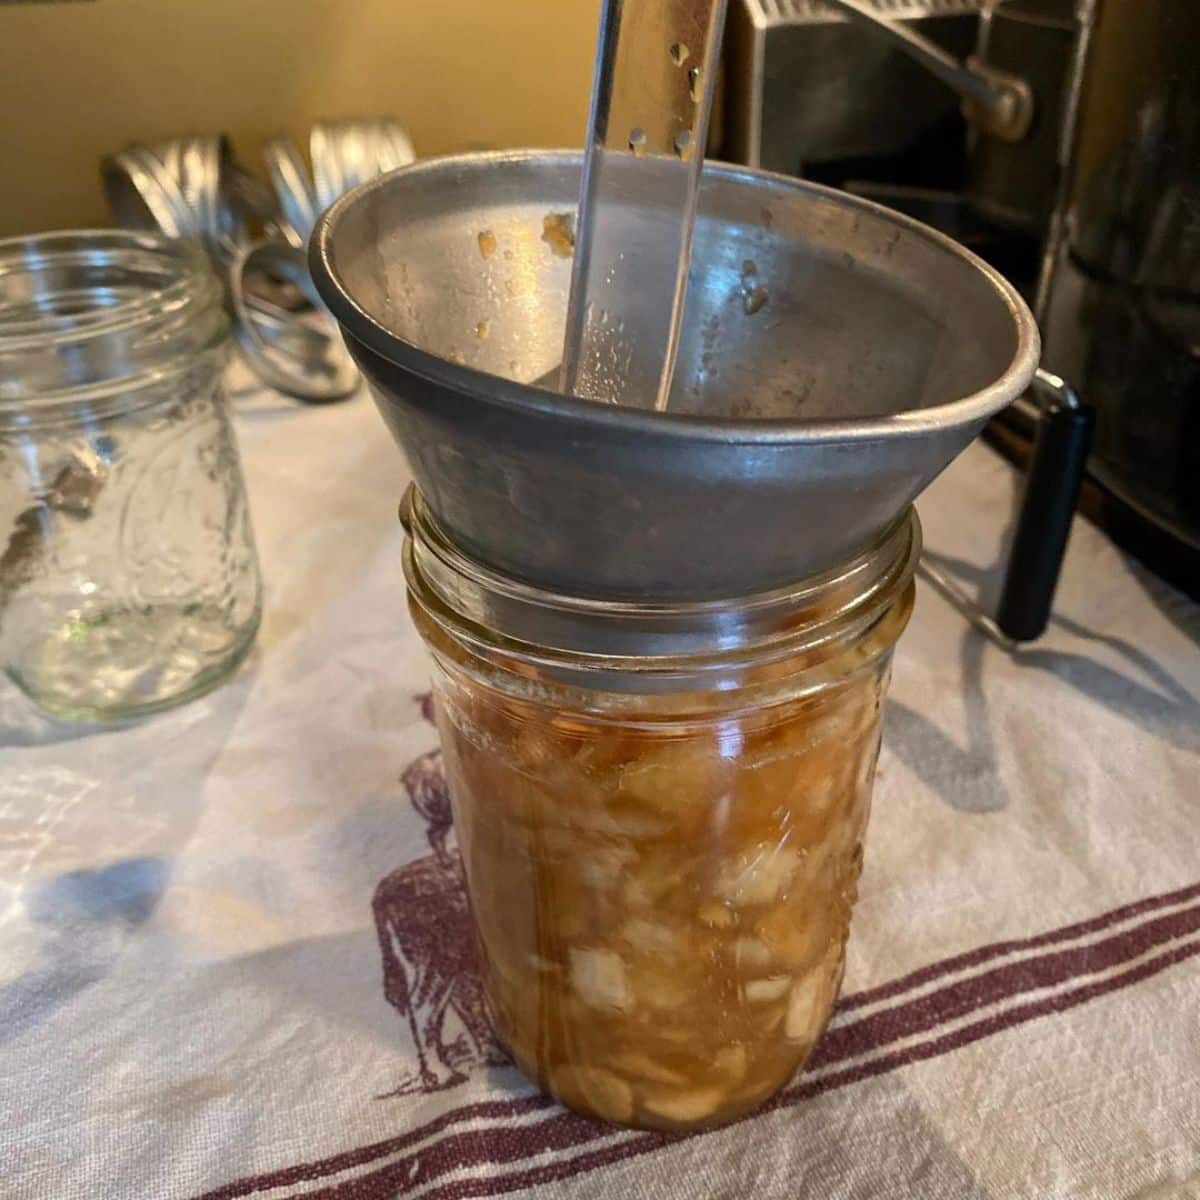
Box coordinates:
[996,370,1096,642]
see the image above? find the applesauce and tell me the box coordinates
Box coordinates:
[403,489,919,1131]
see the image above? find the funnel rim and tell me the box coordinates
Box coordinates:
[311,149,1039,444]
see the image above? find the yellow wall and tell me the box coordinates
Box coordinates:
[0,0,601,237]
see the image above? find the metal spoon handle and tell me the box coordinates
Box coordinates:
[560,0,727,410]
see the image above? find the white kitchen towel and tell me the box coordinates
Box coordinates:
[2,380,1198,1200]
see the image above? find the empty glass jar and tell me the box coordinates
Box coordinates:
[403,488,919,1131]
[0,231,261,720]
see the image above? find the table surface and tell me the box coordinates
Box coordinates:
[3,374,1199,1200]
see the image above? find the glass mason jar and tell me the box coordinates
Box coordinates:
[403,488,919,1132]
[0,231,262,720]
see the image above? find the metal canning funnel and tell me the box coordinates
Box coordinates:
[311,150,1038,599]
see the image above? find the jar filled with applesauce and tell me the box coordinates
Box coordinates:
[403,488,919,1132]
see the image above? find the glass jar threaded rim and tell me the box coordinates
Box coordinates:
[0,229,228,423]
[403,484,920,700]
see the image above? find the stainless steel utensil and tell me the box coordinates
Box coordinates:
[264,136,320,249]
[103,145,194,239]
[230,240,358,403]
[103,132,364,403]
[102,135,247,265]
[311,149,1038,598]
[263,119,417,249]
[561,0,727,409]
[309,118,417,214]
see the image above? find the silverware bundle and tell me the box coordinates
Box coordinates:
[101,119,416,403]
